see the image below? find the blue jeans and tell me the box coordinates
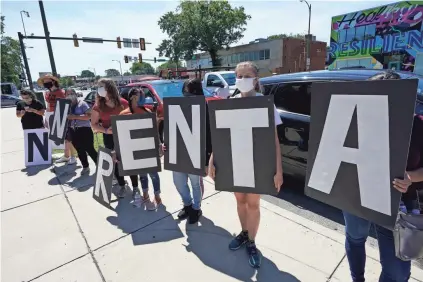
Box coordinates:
[173,172,202,210]
[139,172,160,195]
[343,211,411,282]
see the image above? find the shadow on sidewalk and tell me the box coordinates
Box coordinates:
[21,164,50,176]
[49,163,96,191]
[107,188,184,246]
[184,216,300,282]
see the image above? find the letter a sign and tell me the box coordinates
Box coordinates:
[305,80,417,229]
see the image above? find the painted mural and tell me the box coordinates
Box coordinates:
[328,1,423,72]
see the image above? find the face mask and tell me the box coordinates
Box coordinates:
[137,95,145,106]
[43,82,53,89]
[235,78,255,93]
[97,87,107,97]
[23,98,32,105]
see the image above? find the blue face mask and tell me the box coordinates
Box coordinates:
[137,95,145,106]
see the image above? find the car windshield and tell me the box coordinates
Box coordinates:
[1,84,12,95]
[221,73,236,86]
[150,81,214,99]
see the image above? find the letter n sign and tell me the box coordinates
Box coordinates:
[163,96,206,175]
[24,128,52,166]
[93,147,114,208]
[49,98,71,145]
[208,96,277,195]
[305,80,417,229]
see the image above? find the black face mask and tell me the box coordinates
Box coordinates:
[43,82,53,89]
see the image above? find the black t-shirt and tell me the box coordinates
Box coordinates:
[16,100,45,129]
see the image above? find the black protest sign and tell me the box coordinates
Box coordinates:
[208,96,277,195]
[305,80,417,229]
[93,147,114,208]
[163,96,206,175]
[24,128,52,166]
[111,113,161,176]
[48,98,71,145]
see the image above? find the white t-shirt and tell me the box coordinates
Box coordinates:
[231,92,283,126]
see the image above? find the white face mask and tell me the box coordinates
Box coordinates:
[235,78,255,93]
[97,86,107,97]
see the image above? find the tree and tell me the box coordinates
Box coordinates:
[1,16,22,85]
[130,62,155,75]
[59,77,75,88]
[105,68,120,77]
[123,71,131,76]
[267,33,305,40]
[157,60,183,71]
[80,70,95,77]
[157,1,250,66]
[95,75,100,81]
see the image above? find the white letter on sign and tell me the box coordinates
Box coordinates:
[94,151,113,203]
[169,105,201,168]
[116,119,158,170]
[308,95,391,215]
[216,108,269,188]
[50,102,69,139]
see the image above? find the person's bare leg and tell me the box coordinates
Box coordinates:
[64,140,71,158]
[69,142,77,157]
[234,192,248,230]
[245,193,261,240]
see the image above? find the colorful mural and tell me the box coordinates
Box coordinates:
[328,1,423,72]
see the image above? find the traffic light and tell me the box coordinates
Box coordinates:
[124,55,128,63]
[73,34,79,47]
[138,53,143,64]
[140,38,146,51]
[154,57,157,63]
[117,36,121,49]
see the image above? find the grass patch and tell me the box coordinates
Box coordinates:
[52,132,104,155]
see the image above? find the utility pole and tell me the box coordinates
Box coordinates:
[20,10,30,37]
[18,32,33,90]
[300,0,311,71]
[39,0,57,76]
[112,60,123,81]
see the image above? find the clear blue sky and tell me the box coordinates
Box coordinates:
[1,0,395,79]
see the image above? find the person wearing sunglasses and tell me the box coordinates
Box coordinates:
[16,89,45,130]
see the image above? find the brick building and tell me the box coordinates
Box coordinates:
[185,37,327,77]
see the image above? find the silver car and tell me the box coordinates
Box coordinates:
[1,94,21,107]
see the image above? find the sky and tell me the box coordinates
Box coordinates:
[1,0,396,79]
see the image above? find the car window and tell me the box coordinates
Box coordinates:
[206,74,220,87]
[140,86,156,101]
[150,82,184,99]
[221,73,236,86]
[270,82,312,116]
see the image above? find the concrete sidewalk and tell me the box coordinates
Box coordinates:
[1,108,423,282]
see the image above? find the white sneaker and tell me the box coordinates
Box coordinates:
[55,156,69,164]
[67,157,77,165]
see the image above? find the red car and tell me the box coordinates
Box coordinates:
[122,79,221,141]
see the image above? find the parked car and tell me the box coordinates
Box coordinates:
[258,69,423,180]
[1,94,21,107]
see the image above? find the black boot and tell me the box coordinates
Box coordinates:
[177,204,193,220]
[189,209,202,224]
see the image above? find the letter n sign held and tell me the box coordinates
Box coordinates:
[305,80,417,229]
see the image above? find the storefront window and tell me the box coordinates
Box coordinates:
[355,26,365,41]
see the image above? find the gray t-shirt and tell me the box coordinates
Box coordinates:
[69,101,91,128]
[231,92,283,126]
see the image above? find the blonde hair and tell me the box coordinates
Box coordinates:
[235,61,262,93]
[97,78,122,111]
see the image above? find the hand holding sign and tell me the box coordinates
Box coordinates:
[393,174,412,193]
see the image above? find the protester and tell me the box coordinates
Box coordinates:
[55,88,78,165]
[65,90,98,175]
[120,87,163,210]
[342,70,416,282]
[208,62,283,268]
[37,73,65,118]
[90,78,137,198]
[171,78,212,224]
[16,89,45,130]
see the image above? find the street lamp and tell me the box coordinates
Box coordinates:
[20,10,30,37]
[299,0,311,71]
[88,67,96,85]
[112,60,123,82]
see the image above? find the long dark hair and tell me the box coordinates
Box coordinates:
[182,78,204,96]
[20,89,38,101]
[128,87,149,114]
[97,78,122,112]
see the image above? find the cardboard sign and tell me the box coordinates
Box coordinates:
[24,128,52,166]
[163,96,206,175]
[44,112,65,150]
[208,96,277,195]
[305,80,417,229]
[48,98,71,145]
[111,113,161,176]
[93,147,114,208]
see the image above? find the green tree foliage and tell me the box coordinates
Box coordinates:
[1,16,22,85]
[105,68,120,77]
[157,0,250,66]
[267,33,305,40]
[80,70,95,77]
[59,77,75,87]
[95,75,101,80]
[157,61,183,71]
[130,62,155,75]
[123,71,131,76]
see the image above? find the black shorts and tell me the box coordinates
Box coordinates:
[65,127,74,142]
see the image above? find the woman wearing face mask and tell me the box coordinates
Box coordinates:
[208,62,283,268]
[169,78,212,224]
[120,88,163,210]
[16,89,46,130]
[37,74,66,116]
[90,78,135,198]
[66,90,98,175]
